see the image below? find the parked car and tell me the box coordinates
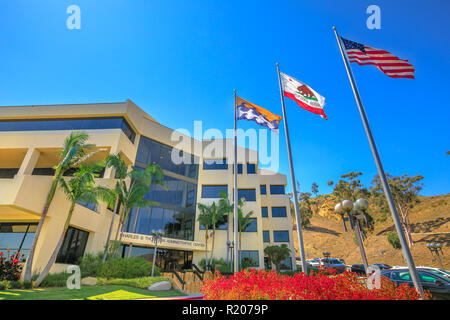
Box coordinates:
[320,258,346,273]
[381,268,450,300]
[307,258,322,268]
[351,264,366,275]
[373,263,391,270]
[416,267,450,280]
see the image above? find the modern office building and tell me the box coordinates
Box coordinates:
[0,100,295,275]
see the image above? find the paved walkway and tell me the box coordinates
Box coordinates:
[138,293,203,300]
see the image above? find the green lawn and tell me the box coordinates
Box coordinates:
[0,285,185,300]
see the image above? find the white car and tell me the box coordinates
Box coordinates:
[391,266,450,280]
[306,258,322,267]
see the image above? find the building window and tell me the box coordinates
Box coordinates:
[121,245,193,270]
[246,163,256,174]
[263,231,270,243]
[270,185,285,194]
[264,257,272,270]
[239,250,259,268]
[273,230,289,242]
[0,168,19,179]
[203,159,228,170]
[56,227,89,264]
[76,200,98,212]
[261,207,268,218]
[200,215,228,230]
[145,175,197,208]
[260,185,266,195]
[135,136,199,179]
[201,185,228,198]
[280,257,292,270]
[242,218,257,232]
[238,189,256,202]
[232,164,243,174]
[0,223,37,262]
[271,207,287,217]
[0,117,136,143]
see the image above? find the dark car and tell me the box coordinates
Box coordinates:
[381,268,450,300]
[373,263,391,270]
[351,264,366,275]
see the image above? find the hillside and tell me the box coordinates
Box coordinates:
[292,193,450,269]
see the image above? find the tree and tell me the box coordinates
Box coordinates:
[332,171,370,202]
[102,153,129,262]
[264,244,291,272]
[311,182,319,197]
[34,164,115,287]
[113,163,165,246]
[24,131,99,282]
[217,191,234,265]
[197,203,212,266]
[237,200,254,270]
[371,173,424,248]
[327,180,334,187]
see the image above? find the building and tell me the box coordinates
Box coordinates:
[0,100,295,275]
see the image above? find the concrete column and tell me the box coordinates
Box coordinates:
[17,148,40,175]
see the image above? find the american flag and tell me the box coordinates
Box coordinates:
[341,37,415,79]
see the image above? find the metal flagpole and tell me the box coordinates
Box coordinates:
[276,63,308,275]
[333,26,424,298]
[233,89,239,273]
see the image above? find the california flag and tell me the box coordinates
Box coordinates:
[280,72,327,120]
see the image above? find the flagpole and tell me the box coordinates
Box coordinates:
[233,89,239,273]
[333,26,424,298]
[276,63,308,276]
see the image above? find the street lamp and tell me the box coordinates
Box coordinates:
[426,242,444,269]
[227,240,234,268]
[335,198,370,274]
[150,229,164,277]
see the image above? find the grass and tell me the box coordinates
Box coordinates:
[0,285,185,300]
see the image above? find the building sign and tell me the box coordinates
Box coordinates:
[121,232,207,252]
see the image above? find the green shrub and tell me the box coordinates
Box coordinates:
[31,272,70,287]
[99,257,157,279]
[78,252,103,277]
[97,276,169,289]
[22,280,33,289]
[9,280,23,289]
[387,232,401,249]
[198,258,228,271]
[0,280,10,290]
[215,264,232,273]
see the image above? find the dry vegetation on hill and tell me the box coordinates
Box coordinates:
[292,193,450,269]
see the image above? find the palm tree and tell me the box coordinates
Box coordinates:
[34,164,115,287]
[113,163,165,248]
[264,244,291,272]
[197,203,212,268]
[237,200,253,270]
[24,131,99,282]
[217,191,234,264]
[102,153,128,262]
[207,202,226,267]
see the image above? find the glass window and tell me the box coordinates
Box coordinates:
[263,231,270,243]
[242,218,257,232]
[145,175,197,208]
[246,163,256,174]
[56,227,89,264]
[0,168,19,179]
[239,250,259,268]
[0,223,37,262]
[203,159,228,170]
[419,272,439,283]
[135,136,199,179]
[270,185,285,194]
[280,257,292,270]
[260,185,267,195]
[232,164,243,174]
[200,215,228,230]
[238,189,256,202]
[121,245,193,270]
[0,117,136,143]
[273,230,289,242]
[76,200,98,212]
[202,185,228,198]
[271,207,287,217]
[261,207,268,218]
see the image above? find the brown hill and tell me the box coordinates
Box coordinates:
[292,194,450,269]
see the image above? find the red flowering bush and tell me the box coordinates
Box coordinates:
[0,251,23,281]
[201,268,425,300]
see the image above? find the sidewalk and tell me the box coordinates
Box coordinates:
[138,293,203,300]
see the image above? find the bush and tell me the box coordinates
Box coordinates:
[31,272,70,287]
[202,269,424,300]
[0,253,22,281]
[79,252,103,277]
[387,232,401,249]
[0,280,10,290]
[97,276,169,289]
[9,280,23,289]
[198,258,228,271]
[99,257,157,279]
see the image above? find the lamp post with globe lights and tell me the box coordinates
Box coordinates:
[150,229,164,277]
[426,242,444,269]
[335,199,369,274]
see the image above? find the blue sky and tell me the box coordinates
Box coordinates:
[1,0,449,196]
